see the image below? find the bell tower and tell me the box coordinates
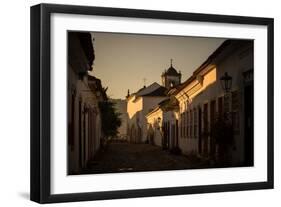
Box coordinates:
[161,59,181,89]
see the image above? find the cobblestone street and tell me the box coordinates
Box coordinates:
[81,141,209,174]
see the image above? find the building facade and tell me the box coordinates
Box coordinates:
[67,32,106,174]
[126,83,168,143]
[146,98,179,150]
[127,61,182,144]
[173,40,253,166]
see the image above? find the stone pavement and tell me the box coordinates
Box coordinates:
[81,141,209,174]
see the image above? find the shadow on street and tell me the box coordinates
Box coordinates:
[80,141,210,174]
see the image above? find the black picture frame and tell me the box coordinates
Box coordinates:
[30,3,274,203]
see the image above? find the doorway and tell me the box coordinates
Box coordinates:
[244,83,254,166]
[210,100,216,157]
[198,107,202,155]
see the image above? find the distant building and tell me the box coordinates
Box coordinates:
[146,105,163,147]
[146,98,179,149]
[126,82,168,143]
[127,60,182,144]
[67,32,106,174]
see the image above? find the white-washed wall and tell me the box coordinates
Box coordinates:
[176,42,253,166]
[147,108,163,147]
[68,67,102,173]
[127,96,166,143]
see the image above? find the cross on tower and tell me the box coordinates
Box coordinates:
[170,58,173,66]
[143,78,146,87]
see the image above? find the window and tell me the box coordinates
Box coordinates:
[203,103,208,133]
[218,96,223,117]
[183,111,186,138]
[194,109,197,138]
[210,100,216,131]
[180,113,183,137]
[189,110,193,137]
[186,111,189,138]
[232,90,240,134]
[184,102,188,138]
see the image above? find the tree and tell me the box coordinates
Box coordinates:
[211,114,234,166]
[98,101,122,139]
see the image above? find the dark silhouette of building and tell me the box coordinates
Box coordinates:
[161,59,182,89]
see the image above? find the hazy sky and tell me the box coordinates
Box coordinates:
[90,32,225,99]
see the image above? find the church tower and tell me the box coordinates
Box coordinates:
[161,59,181,89]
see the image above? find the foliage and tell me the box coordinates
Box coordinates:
[98,101,121,138]
[212,114,234,146]
[211,113,234,165]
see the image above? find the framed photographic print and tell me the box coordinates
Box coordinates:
[30,3,274,203]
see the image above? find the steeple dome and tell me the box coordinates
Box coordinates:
[161,59,182,89]
[165,59,180,76]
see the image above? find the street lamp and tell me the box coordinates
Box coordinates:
[156,117,162,130]
[220,72,233,120]
[219,72,235,164]
[220,72,232,93]
[157,117,166,149]
[157,117,161,124]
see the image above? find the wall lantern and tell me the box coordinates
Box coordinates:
[157,117,162,131]
[220,72,232,93]
[157,117,161,124]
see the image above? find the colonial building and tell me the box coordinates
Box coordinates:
[127,60,181,148]
[67,32,106,174]
[146,104,164,147]
[126,82,168,143]
[146,97,179,149]
[127,60,182,144]
[173,40,253,166]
